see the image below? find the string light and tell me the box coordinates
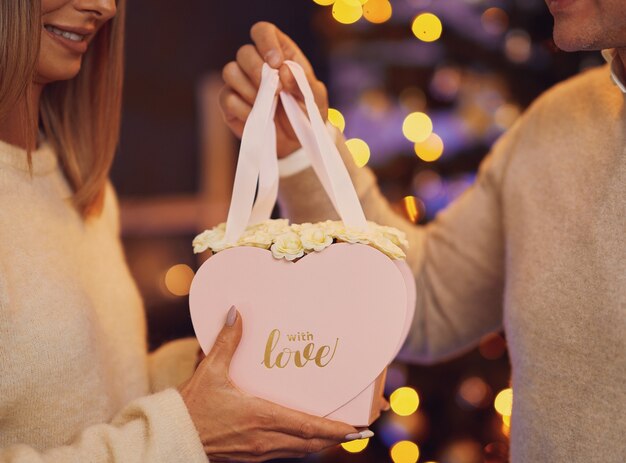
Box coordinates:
[494,388,513,416]
[403,196,422,223]
[164,264,195,296]
[390,387,420,416]
[412,13,442,42]
[363,0,392,24]
[312,0,335,5]
[414,133,444,162]
[327,108,346,132]
[402,112,433,143]
[345,138,370,167]
[505,30,532,63]
[341,437,369,453]
[399,87,427,112]
[457,376,491,409]
[481,7,509,35]
[390,441,420,463]
[332,0,363,24]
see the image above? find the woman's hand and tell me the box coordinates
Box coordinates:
[219,22,329,158]
[179,306,369,462]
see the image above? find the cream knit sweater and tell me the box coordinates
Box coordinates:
[278,64,626,461]
[0,141,207,462]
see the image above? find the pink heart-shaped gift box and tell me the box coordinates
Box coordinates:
[189,242,415,426]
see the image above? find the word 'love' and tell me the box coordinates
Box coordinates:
[262,329,339,369]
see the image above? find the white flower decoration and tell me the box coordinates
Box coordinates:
[368,221,409,249]
[237,228,273,249]
[369,232,407,259]
[334,225,371,245]
[193,227,227,254]
[299,226,333,252]
[271,232,305,261]
[193,218,408,260]
[250,219,290,235]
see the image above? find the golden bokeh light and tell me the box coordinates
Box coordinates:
[164,264,195,297]
[412,13,442,42]
[332,0,363,24]
[414,133,444,162]
[390,440,420,463]
[341,437,369,453]
[505,29,532,63]
[458,376,490,408]
[399,87,427,112]
[403,196,420,223]
[402,112,433,143]
[345,138,371,167]
[363,0,392,24]
[481,7,509,35]
[313,0,335,5]
[502,414,511,427]
[327,108,346,132]
[494,388,513,416]
[390,387,420,416]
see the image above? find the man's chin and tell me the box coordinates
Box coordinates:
[553,27,599,52]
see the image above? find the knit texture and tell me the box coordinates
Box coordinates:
[278,64,626,462]
[0,141,207,462]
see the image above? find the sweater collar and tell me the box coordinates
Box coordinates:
[602,49,626,94]
[0,138,58,175]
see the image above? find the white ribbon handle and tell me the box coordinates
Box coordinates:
[224,61,367,244]
[224,65,279,243]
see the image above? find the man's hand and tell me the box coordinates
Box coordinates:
[219,22,330,158]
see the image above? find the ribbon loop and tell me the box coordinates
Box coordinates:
[224,61,367,245]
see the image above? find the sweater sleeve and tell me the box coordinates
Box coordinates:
[278,121,519,364]
[148,338,201,393]
[0,389,207,463]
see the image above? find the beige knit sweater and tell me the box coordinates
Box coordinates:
[278,64,626,461]
[0,141,207,462]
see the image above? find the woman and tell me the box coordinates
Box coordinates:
[0,1,366,462]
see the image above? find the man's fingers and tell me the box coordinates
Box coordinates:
[278,65,301,100]
[219,88,252,123]
[222,62,258,105]
[250,21,284,68]
[203,306,242,374]
[236,44,265,86]
[276,28,315,77]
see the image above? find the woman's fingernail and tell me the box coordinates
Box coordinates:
[344,433,361,441]
[265,50,281,67]
[359,430,374,439]
[226,305,237,326]
[383,402,391,411]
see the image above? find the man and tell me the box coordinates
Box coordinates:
[219,0,626,461]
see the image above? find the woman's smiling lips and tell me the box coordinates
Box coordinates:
[43,24,94,54]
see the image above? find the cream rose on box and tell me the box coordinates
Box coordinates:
[193,219,407,261]
[270,231,305,261]
[299,225,333,252]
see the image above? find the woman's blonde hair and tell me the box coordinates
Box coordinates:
[0,0,126,217]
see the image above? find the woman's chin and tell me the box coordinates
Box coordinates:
[35,63,82,85]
